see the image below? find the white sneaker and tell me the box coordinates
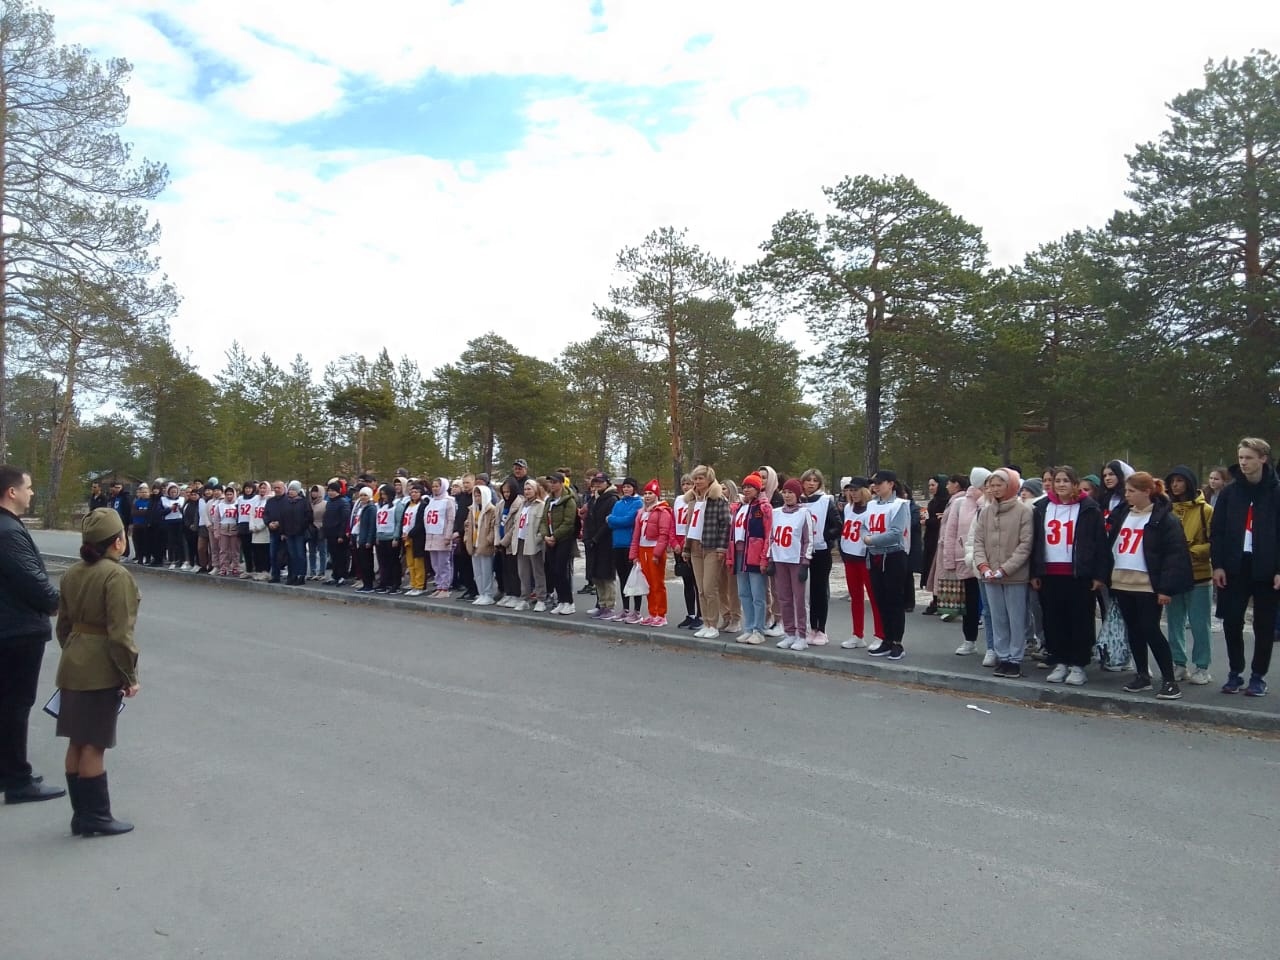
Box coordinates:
[763,623,785,638]
[776,635,793,649]
[556,603,575,615]
[736,631,753,642]
[955,640,976,655]
[1187,667,1212,685]
[810,631,828,646]
[981,649,998,667]
[514,600,531,611]
[473,595,495,606]
[841,636,865,649]
[1065,666,1088,686]
[741,631,765,645]
[790,637,809,651]
[533,601,547,612]
[701,627,718,639]
[406,589,423,597]
[502,596,518,607]
[1172,665,1187,681]
[1046,663,1069,683]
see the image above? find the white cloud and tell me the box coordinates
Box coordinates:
[33,0,1280,384]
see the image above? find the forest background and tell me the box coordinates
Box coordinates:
[1,0,1277,524]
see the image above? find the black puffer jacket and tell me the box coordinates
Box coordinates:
[1030,493,1109,580]
[584,486,619,581]
[1209,461,1279,581]
[1105,498,1193,596]
[0,507,59,645]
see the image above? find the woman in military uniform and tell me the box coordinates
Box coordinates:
[55,508,141,837]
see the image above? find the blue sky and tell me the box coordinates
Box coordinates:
[36,0,1280,380]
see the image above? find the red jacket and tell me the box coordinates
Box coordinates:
[629,501,674,561]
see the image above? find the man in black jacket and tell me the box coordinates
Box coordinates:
[1210,437,1280,697]
[321,481,352,585]
[0,465,65,804]
[263,480,288,583]
[277,481,314,586]
[584,474,619,614]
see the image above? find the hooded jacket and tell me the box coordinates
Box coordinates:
[1165,466,1213,583]
[1098,459,1135,523]
[1106,496,1193,596]
[972,495,1034,583]
[1209,460,1279,581]
[322,494,352,540]
[464,485,498,557]
[418,479,457,552]
[1030,489,1108,581]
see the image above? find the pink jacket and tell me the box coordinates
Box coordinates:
[629,501,674,561]
[941,487,983,579]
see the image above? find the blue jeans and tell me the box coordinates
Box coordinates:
[285,535,306,581]
[308,537,328,577]
[986,581,1029,663]
[1165,582,1212,669]
[736,570,767,633]
[269,531,286,580]
[979,582,995,651]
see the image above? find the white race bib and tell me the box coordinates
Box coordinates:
[687,500,706,542]
[732,504,747,543]
[804,494,832,551]
[675,502,691,537]
[423,498,449,536]
[1112,512,1151,573]
[840,504,867,558]
[517,505,532,541]
[1244,504,1254,554]
[769,510,807,564]
[402,503,420,534]
[1043,502,1080,565]
[639,509,658,548]
[375,506,396,537]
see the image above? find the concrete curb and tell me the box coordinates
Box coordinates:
[53,556,1279,735]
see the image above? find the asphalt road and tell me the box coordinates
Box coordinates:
[3,574,1277,960]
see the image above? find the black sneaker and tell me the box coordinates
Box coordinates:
[1155,681,1182,700]
[868,644,893,657]
[687,617,703,632]
[1002,661,1023,678]
[577,584,596,595]
[1123,675,1153,693]
[992,660,1010,677]
[887,645,905,661]
[676,616,695,629]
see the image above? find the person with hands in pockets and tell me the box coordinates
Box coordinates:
[972,468,1034,679]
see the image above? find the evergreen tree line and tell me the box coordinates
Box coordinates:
[0,0,1275,522]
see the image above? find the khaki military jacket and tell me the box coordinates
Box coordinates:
[55,557,141,690]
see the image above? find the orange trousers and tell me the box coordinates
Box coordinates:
[639,546,667,618]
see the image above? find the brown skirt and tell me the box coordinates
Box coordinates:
[55,688,121,749]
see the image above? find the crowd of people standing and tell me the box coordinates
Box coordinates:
[86,437,1277,702]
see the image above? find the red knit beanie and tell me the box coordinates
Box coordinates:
[643,480,661,496]
[782,478,804,498]
[742,473,763,491]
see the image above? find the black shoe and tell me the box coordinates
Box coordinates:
[868,643,893,657]
[374,587,388,594]
[676,616,694,629]
[921,603,938,616]
[268,577,282,584]
[1123,675,1153,693]
[687,617,703,631]
[4,779,67,804]
[999,661,1023,678]
[887,645,905,661]
[1155,681,1182,700]
[577,584,595,595]
[76,773,132,837]
[66,773,83,835]
[354,586,375,593]
[386,588,401,595]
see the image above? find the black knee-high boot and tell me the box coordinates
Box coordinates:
[77,772,133,837]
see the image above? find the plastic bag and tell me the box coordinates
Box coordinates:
[623,563,649,597]
[1096,601,1131,671]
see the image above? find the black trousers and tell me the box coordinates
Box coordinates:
[1112,590,1175,681]
[809,549,833,631]
[550,539,575,604]
[869,552,908,646]
[1219,555,1277,677]
[1040,575,1097,667]
[239,530,254,572]
[376,541,401,589]
[164,523,184,564]
[678,557,700,618]
[962,576,982,644]
[614,547,638,611]
[327,537,350,580]
[353,544,375,589]
[454,542,477,594]
[183,528,198,565]
[0,637,46,787]
[500,551,520,597]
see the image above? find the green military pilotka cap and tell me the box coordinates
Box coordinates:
[82,506,124,543]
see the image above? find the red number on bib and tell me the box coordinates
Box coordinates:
[377,510,390,525]
[773,526,794,548]
[1117,527,1144,555]
[842,519,862,542]
[426,510,440,525]
[691,508,701,527]
[868,513,887,534]
[1045,519,1075,546]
